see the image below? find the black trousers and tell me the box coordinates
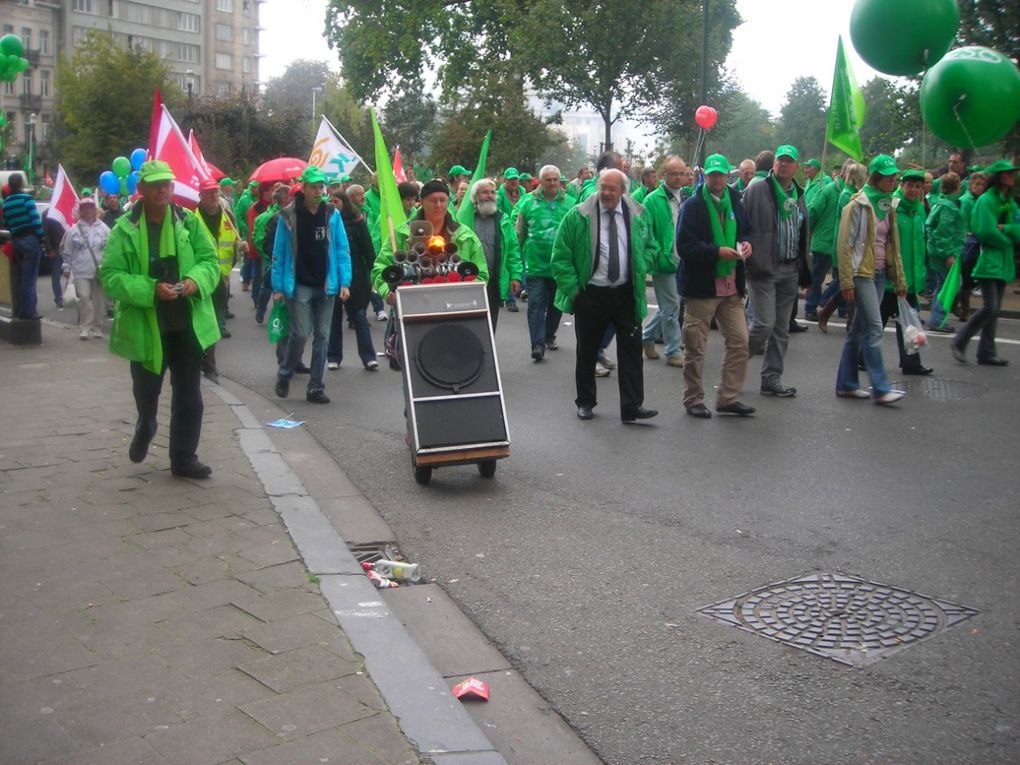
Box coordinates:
[487,283,501,332]
[879,290,922,369]
[130,326,205,466]
[573,284,643,416]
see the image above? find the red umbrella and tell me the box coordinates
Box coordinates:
[249,157,308,184]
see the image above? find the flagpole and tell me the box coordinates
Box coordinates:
[322,114,373,174]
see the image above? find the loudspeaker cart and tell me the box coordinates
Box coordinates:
[394,279,511,485]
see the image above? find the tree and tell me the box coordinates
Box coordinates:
[381,89,438,170]
[325,0,742,152]
[710,90,776,164]
[54,30,182,182]
[777,77,828,160]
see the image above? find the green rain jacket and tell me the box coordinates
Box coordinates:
[890,189,927,294]
[550,194,652,322]
[496,184,524,219]
[372,212,489,300]
[925,194,965,274]
[971,188,1020,282]
[807,178,842,258]
[640,182,681,275]
[100,204,221,374]
[233,189,253,240]
[252,203,280,264]
[514,188,576,278]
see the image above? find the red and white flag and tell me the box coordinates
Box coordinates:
[188,130,214,179]
[393,145,407,183]
[149,95,210,208]
[45,164,79,230]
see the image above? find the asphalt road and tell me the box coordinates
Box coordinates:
[180,278,1020,765]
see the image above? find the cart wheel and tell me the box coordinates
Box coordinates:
[414,466,433,485]
[478,460,497,478]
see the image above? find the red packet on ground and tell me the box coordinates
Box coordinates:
[452,677,489,701]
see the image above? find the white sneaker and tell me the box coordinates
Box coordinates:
[365,360,379,370]
[874,389,905,405]
[594,362,611,378]
[79,328,89,340]
[327,361,340,370]
[376,310,388,321]
[597,351,616,369]
[91,327,103,338]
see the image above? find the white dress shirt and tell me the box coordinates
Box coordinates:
[589,202,629,287]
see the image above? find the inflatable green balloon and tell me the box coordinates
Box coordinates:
[0,34,24,59]
[921,46,1020,148]
[850,0,959,76]
[112,155,132,179]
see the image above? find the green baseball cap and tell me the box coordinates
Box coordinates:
[449,165,470,178]
[519,172,533,182]
[503,167,519,180]
[900,168,925,181]
[703,154,732,175]
[966,164,983,173]
[300,166,327,185]
[80,186,93,197]
[983,159,1020,175]
[219,177,236,187]
[775,145,799,161]
[138,160,176,183]
[869,154,899,176]
[249,180,259,188]
[804,158,821,169]
[340,173,351,182]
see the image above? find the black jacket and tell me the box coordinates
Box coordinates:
[341,207,375,309]
[676,185,752,299]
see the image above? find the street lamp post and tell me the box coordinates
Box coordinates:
[186,69,194,101]
[311,86,322,129]
[26,112,36,185]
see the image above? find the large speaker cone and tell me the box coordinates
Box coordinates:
[414,324,485,393]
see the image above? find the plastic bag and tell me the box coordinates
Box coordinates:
[267,301,289,344]
[62,277,78,306]
[896,295,927,354]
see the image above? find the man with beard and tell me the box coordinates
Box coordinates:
[465,178,522,331]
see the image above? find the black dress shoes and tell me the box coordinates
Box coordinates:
[716,401,756,416]
[171,461,212,479]
[275,378,289,398]
[977,357,1009,366]
[306,390,330,404]
[686,403,712,419]
[622,406,658,423]
[577,405,594,420]
[901,365,933,375]
[129,429,153,463]
[294,362,311,374]
[789,322,809,333]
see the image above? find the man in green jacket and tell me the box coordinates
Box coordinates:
[463,178,522,331]
[952,160,1019,366]
[99,160,222,479]
[515,164,576,360]
[233,179,257,290]
[640,156,689,367]
[551,168,657,423]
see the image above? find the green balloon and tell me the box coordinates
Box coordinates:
[0,34,24,59]
[850,0,959,76]
[112,155,132,178]
[921,47,1020,148]
[16,57,29,72]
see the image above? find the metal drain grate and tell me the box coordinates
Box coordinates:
[888,377,986,401]
[346,542,409,566]
[698,572,978,667]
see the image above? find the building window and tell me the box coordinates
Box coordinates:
[215,0,233,12]
[215,53,233,70]
[242,56,253,73]
[176,42,200,62]
[216,81,232,96]
[2,25,13,36]
[242,27,252,45]
[72,0,96,12]
[40,30,49,55]
[41,70,50,97]
[242,0,250,16]
[22,72,32,95]
[215,23,233,41]
[3,81,14,96]
[178,12,200,33]
[21,28,32,51]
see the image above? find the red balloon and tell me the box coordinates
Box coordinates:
[695,105,718,129]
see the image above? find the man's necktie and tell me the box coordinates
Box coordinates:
[608,208,620,283]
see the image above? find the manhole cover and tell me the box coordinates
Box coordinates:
[698,572,978,667]
[887,377,986,401]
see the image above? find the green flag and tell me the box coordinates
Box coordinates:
[933,252,963,328]
[827,37,866,161]
[370,108,407,253]
[456,129,492,226]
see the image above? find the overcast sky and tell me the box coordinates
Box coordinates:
[260,0,887,118]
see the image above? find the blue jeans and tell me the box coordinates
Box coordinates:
[13,234,43,318]
[928,269,952,328]
[818,267,846,314]
[805,251,831,316]
[642,271,683,357]
[255,264,273,321]
[240,257,253,285]
[249,259,264,307]
[328,298,376,366]
[837,272,891,396]
[278,284,334,392]
[51,254,64,305]
[526,275,561,350]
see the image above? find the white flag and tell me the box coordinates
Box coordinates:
[308,117,361,179]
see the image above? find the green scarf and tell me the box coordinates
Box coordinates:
[702,183,737,277]
[770,175,799,221]
[138,209,178,375]
[862,183,894,221]
[991,188,1018,224]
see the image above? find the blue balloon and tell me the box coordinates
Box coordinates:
[130,148,147,171]
[126,170,139,195]
[99,170,120,195]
